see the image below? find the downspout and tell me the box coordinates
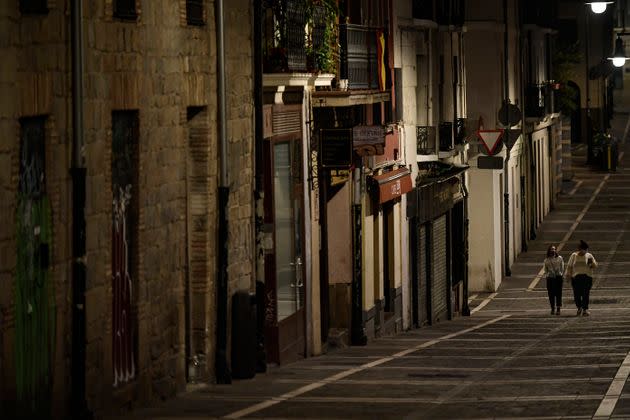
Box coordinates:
[70,0,90,416]
[461,174,470,316]
[585,10,592,163]
[502,0,512,277]
[215,0,231,384]
[253,0,266,374]
[519,0,528,252]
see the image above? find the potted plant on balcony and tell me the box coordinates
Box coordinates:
[305,0,339,74]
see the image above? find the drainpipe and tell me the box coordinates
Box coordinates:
[585,10,592,163]
[215,0,231,384]
[70,0,90,416]
[351,168,367,346]
[253,0,266,373]
[461,173,470,316]
[519,0,528,253]
[502,0,511,277]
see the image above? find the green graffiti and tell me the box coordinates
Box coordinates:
[15,194,55,416]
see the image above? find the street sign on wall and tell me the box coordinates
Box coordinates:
[477,156,504,170]
[353,125,385,156]
[320,128,353,168]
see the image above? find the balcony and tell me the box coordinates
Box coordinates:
[412,0,434,21]
[436,0,465,27]
[439,122,453,151]
[455,117,467,145]
[416,126,437,155]
[262,0,338,74]
[544,86,555,115]
[522,0,558,29]
[525,84,545,119]
[340,24,385,90]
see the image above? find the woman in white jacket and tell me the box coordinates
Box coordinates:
[565,240,598,316]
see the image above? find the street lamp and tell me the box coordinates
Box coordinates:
[608,35,629,67]
[585,1,614,14]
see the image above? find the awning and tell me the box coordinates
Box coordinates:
[416,162,469,186]
[312,90,391,107]
[370,167,413,204]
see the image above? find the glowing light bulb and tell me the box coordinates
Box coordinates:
[590,2,608,13]
[612,57,627,67]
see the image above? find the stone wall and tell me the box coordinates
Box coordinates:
[223,0,254,359]
[0,2,73,416]
[0,0,254,416]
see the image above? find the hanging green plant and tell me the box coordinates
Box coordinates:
[305,0,339,73]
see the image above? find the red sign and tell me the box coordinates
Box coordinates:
[476,129,504,155]
[371,167,412,204]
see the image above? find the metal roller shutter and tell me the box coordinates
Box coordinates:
[432,215,448,322]
[418,224,428,326]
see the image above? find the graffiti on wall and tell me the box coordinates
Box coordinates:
[111,111,138,387]
[15,116,55,415]
[112,185,135,386]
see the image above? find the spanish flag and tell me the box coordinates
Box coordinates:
[376,30,386,91]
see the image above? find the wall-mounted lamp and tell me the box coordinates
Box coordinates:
[608,35,628,67]
[585,1,614,14]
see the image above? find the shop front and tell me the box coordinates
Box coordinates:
[408,165,469,327]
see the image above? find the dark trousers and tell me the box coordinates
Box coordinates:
[546,276,563,308]
[572,275,593,309]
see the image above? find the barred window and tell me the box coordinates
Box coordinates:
[114,0,137,21]
[19,116,47,196]
[20,0,48,14]
[186,0,204,26]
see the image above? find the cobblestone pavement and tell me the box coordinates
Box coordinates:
[121,114,630,419]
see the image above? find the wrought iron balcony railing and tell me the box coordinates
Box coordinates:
[439,122,454,151]
[525,84,545,118]
[523,0,558,29]
[436,0,465,26]
[340,24,384,90]
[412,0,434,21]
[544,86,555,115]
[262,0,337,73]
[416,125,436,155]
[455,117,467,145]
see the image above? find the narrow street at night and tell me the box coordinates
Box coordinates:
[6,1,630,418]
[119,115,630,419]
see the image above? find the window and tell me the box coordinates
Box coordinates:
[111,110,139,387]
[19,0,48,14]
[114,0,137,20]
[19,116,47,196]
[186,0,204,26]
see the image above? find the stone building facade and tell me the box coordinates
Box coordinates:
[0,0,254,417]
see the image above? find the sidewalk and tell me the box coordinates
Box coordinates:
[113,113,630,420]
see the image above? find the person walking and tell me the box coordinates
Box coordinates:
[565,240,598,316]
[543,245,564,315]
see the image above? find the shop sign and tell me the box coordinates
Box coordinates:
[371,167,413,204]
[417,176,462,222]
[353,125,385,156]
[320,128,352,168]
[330,169,350,186]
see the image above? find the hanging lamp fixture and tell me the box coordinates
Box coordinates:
[609,35,629,67]
[585,1,614,13]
